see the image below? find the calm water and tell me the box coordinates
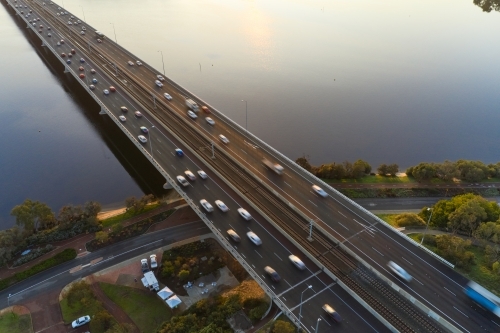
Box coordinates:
[1,0,499,229]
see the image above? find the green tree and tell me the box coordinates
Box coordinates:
[57,204,84,227]
[343,161,353,178]
[411,163,437,182]
[386,164,399,177]
[93,310,115,332]
[95,231,109,244]
[352,159,370,178]
[112,223,124,234]
[474,222,500,243]
[435,234,475,269]
[485,245,500,265]
[178,269,190,282]
[436,160,460,181]
[83,201,102,218]
[10,199,54,234]
[331,163,346,179]
[295,156,312,172]
[456,160,489,182]
[394,213,426,227]
[448,198,487,235]
[377,164,388,176]
[161,261,175,277]
[273,320,295,333]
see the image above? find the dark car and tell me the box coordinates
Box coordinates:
[264,266,281,282]
[322,304,342,323]
[71,49,76,54]
[175,149,184,157]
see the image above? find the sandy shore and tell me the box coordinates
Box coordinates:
[97,207,127,220]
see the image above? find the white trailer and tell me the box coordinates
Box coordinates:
[141,271,160,291]
[186,99,199,112]
[262,159,284,175]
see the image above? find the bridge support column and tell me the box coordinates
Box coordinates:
[163,182,173,190]
[64,65,70,73]
[41,40,45,47]
[99,107,107,115]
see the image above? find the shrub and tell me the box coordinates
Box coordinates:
[493,261,500,275]
[394,213,426,228]
[273,320,295,333]
[12,244,54,267]
[161,262,175,278]
[249,302,269,322]
[178,269,190,282]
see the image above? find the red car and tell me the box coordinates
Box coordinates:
[79,66,84,71]
[60,53,66,57]
[109,86,116,92]
[79,73,85,79]
[202,106,210,114]
[71,49,76,54]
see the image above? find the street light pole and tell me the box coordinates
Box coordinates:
[80,6,86,22]
[110,23,117,43]
[421,207,433,245]
[315,318,321,333]
[298,285,312,330]
[158,51,165,75]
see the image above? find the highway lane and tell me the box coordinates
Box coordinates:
[6,2,390,332]
[20,2,497,331]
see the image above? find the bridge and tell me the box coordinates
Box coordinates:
[5,1,498,332]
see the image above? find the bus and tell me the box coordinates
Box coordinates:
[95,31,105,38]
[465,281,500,317]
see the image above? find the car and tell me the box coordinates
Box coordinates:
[103,89,109,95]
[264,266,281,282]
[205,117,215,126]
[65,11,68,14]
[77,19,81,23]
[70,49,76,55]
[157,75,165,81]
[288,255,306,270]
[68,21,72,25]
[60,53,66,57]
[155,80,163,87]
[237,208,252,220]
[125,60,134,66]
[200,199,213,212]
[80,31,85,35]
[215,200,229,212]
[92,78,98,84]
[197,170,208,179]
[39,25,43,28]
[66,59,71,64]
[38,30,42,33]
[71,315,91,328]
[175,148,184,157]
[219,134,229,144]
[56,12,60,16]
[37,18,40,21]
[312,185,328,197]
[187,110,197,119]
[150,254,158,269]
[322,304,342,323]
[70,15,74,19]
[120,106,128,112]
[247,231,262,245]
[80,58,85,63]
[140,126,148,133]
[68,53,73,58]
[387,261,412,282]
[118,115,126,122]
[82,26,86,31]
[90,68,96,74]
[184,170,196,181]
[78,66,84,71]
[47,33,51,37]
[60,39,64,44]
[56,41,61,45]
[32,22,36,26]
[177,175,189,187]
[97,38,102,43]
[79,74,85,79]
[136,60,142,65]
[138,135,148,144]
[163,93,172,100]
[47,27,51,30]
[141,258,149,272]
[227,229,241,242]
[109,86,116,92]
[89,84,95,90]
[134,111,142,118]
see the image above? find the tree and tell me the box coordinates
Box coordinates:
[411,163,437,182]
[485,245,500,265]
[474,222,500,243]
[93,310,114,332]
[386,164,399,177]
[273,320,295,333]
[295,156,312,172]
[161,261,175,277]
[331,163,346,179]
[435,234,475,269]
[178,269,190,282]
[343,161,353,178]
[83,201,102,218]
[95,231,109,244]
[57,204,84,227]
[456,160,488,182]
[394,213,426,227]
[352,159,370,179]
[436,160,460,181]
[448,198,487,235]
[10,199,54,234]
[377,164,388,176]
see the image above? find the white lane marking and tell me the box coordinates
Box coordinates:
[282,296,287,301]
[156,149,161,154]
[308,200,318,207]
[412,277,424,286]
[274,253,283,261]
[401,257,413,265]
[338,211,346,218]
[371,247,384,257]
[284,279,292,288]
[320,315,331,326]
[283,181,292,188]
[444,287,456,296]
[453,306,469,318]
[204,184,210,191]
[240,148,247,154]
[492,320,500,328]
[271,285,275,290]
[171,164,176,170]
[255,250,263,258]
[251,264,255,268]
[337,222,349,230]
[241,253,246,259]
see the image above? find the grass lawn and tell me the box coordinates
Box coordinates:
[101,203,161,227]
[60,296,102,324]
[0,313,32,333]
[323,175,416,184]
[99,283,171,333]
[375,214,399,227]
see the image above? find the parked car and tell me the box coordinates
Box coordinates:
[141,258,149,273]
[72,315,91,328]
[150,254,158,269]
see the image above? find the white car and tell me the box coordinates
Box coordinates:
[118,115,126,122]
[150,254,158,269]
[77,19,81,23]
[205,117,215,126]
[71,315,90,328]
[163,93,172,100]
[155,80,163,87]
[312,185,328,197]
[187,110,197,119]
[289,255,306,270]
[127,60,134,66]
[247,231,262,246]
[184,170,196,181]
[227,229,241,242]
[138,135,148,144]
[177,175,189,187]
[157,74,165,81]
[219,134,229,144]
[200,199,213,212]
[80,31,85,35]
[68,21,72,25]
[215,200,229,212]
[387,261,412,282]
[82,26,86,31]
[136,60,142,65]
[237,208,252,220]
[197,170,208,179]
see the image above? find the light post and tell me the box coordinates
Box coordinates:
[158,51,165,75]
[7,294,11,308]
[80,6,86,22]
[315,318,321,333]
[110,23,117,43]
[421,207,433,245]
[298,285,312,330]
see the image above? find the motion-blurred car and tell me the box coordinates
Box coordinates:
[312,185,328,197]
[227,229,241,242]
[177,176,189,187]
[237,208,252,220]
[219,134,229,144]
[200,199,213,212]
[322,304,342,323]
[264,266,281,282]
[197,170,208,179]
[288,255,306,270]
[247,232,261,245]
[184,170,196,181]
[215,200,229,212]
[175,148,184,157]
[138,135,148,144]
[387,261,412,282]
[205,117,215,126]
[163,93,172,100]
[187,111,197,119]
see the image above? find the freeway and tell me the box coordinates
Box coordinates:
[4,2,390,332]
[10,1,500,332]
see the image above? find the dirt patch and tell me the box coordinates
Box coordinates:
[0,305,30,316]
[24,290,66,333]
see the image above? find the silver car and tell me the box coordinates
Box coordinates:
[247,231,262,245]
[289,255,306,270]
[177,175,189,187]
[200,199,213,212]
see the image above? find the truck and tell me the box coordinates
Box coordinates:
[186,98,199,112]
[141,271,160,291]
[262,159,284,175]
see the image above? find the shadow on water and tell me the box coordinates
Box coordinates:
[3,2,168,206]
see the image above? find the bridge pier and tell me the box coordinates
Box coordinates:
[63,65,70,73]
[99,107,107,115]
[163,182,173,190]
